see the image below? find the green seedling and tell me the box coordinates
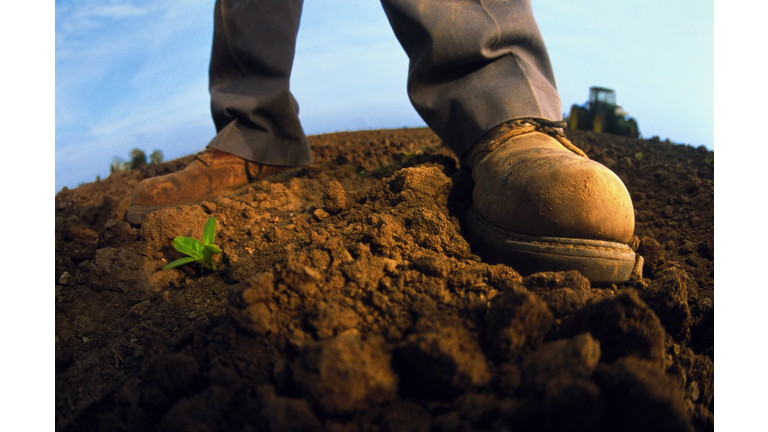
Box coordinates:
[162,216,222,271]
[373,161,389,175]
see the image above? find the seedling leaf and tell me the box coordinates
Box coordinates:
[203,246,213,263]
[173,236,205,260]
[203,216,216,246]
[205,244,222,254]
[162,256,200,270]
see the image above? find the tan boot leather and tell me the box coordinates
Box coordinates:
[126,149,294,225]
[464,119,636,284]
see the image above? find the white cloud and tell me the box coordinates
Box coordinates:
[89,77,211,137]
[55,0,213,139]
[88,4,150,18]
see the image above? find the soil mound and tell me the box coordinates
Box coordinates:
[56,128,714,431]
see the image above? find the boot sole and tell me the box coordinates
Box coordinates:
[465,205,635,284]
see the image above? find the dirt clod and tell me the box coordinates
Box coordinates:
[291,331,398,414]
[521,333,601,396]
[322,180,349,214]
[523,271,593,318]
[558,290,667,368]
[641,265,696,342]
[594,356,691,432]
[486,288,554,361]
[394,325,491,398]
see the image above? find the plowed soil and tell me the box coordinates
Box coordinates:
[55,128,714,432]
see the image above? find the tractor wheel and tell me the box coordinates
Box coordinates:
[628,118,639,138]
[593,113,604,134]
[568,105,581,130]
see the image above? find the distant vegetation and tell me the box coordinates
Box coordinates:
[110,148,163,173]
[62,148,166,192]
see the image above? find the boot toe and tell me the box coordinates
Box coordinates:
[468,131,636,283]
[125,150,279,225]
[472,133,634,243]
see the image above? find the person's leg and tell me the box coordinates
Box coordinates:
[381,0,636,283]
[380,0,560,157]
[208,0,311,167]
[126,0,310,225]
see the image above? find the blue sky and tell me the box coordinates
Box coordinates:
[55,0,714,192]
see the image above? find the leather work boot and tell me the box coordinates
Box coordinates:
[125,149,294,225]
[463,119,636,284]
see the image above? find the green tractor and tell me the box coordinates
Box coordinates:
[567,86,639,138]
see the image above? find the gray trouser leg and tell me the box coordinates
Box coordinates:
[381,0,562,158]
[206,0,312,167]
[205,0,560,164]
